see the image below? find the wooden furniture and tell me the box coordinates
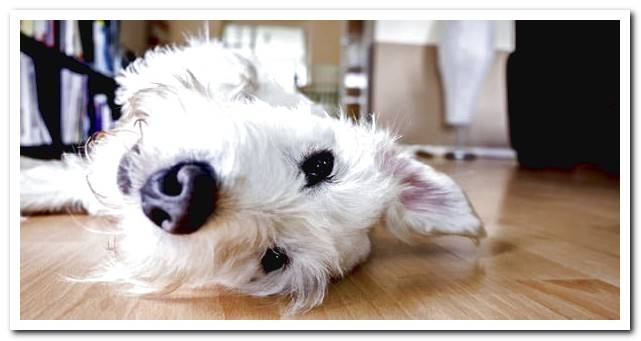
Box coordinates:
[339,20,374,120]
[20,159,620,319]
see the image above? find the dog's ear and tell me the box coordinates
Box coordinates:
[382,154,486,242]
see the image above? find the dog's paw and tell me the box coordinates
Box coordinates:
[20,156,89,214]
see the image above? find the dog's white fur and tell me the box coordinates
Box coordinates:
[21,38,485,314]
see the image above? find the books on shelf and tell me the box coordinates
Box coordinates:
[20,20,121,148]
[93,20,112,76]
[93,94,113,133]
[20,52,52,146]
[59,20,90,144]
[60,69,89,144]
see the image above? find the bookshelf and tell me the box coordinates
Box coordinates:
[20,20,122,159]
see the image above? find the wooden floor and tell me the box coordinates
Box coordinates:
[20,159,621,320]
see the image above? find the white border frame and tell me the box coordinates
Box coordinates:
[9,9,631,331]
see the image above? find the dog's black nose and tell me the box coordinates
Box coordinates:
[140,162,217,234]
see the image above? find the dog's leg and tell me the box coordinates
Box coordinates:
[20,154,97,214]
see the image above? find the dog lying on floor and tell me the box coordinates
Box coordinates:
[20,38,486,314]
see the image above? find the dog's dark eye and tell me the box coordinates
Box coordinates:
[301,150,334,187]
[261,247,289,273]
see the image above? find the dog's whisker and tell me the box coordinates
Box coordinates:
[85,174,125,210]
[133,118,148,140]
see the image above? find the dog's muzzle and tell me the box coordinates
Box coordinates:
[140,162,218,234]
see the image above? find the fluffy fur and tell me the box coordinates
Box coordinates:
[21,38,486,314]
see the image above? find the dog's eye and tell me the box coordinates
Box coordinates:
[301,150,334,187]
[261,247,289,273]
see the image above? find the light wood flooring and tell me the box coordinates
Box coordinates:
[20,159,621,319]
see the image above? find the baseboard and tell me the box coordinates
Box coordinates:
[402,144,517,160]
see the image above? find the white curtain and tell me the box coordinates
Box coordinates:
[438,21,497,126]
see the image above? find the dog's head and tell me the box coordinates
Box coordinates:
[85,40,484,313]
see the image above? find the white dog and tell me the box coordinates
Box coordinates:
[21,38,485,314]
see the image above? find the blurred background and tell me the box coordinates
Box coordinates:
[19,19,624,320]
[19,20,620,175]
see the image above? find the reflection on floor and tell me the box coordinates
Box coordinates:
[20,159,620,319]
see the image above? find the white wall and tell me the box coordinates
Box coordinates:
[371,20,514,148]
[374,20,515,52]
